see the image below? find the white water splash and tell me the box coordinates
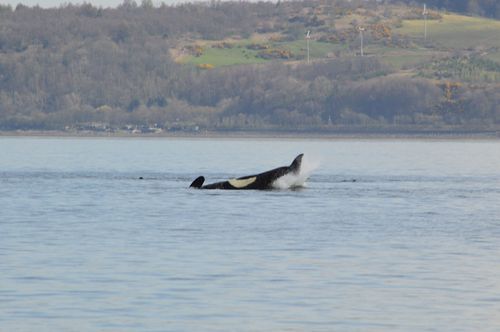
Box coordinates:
[272,154,320,189]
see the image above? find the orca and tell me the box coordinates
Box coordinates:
[190,154,305,190]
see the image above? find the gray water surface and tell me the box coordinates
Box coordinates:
[1,137,500,331]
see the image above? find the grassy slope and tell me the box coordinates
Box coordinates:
[275,40,342,59]
[371,47,445,69]
[395,14,500,76]
[179,12,500,69]
[182,39,342,67]
[395,14,500,50]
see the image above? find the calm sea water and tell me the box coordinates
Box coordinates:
[1,137,500,332]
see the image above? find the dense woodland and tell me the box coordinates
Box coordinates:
[0,0,499,133]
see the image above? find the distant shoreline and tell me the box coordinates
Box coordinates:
[1,129,499,140]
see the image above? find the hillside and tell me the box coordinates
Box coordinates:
[0,0,498,134]
[177,8,500,70]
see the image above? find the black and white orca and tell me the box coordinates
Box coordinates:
[190,154,305,190]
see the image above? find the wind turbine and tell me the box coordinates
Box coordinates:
[306,30,311,64]
[358,27,365,56]
[423,3,429,42]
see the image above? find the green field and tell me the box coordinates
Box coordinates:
[275,40,343,59]
[182,40,343,68]
[395,14,500,50]
[182,13,500,69]
[367,45,447,69]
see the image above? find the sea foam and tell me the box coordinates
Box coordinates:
[272,154,319,189]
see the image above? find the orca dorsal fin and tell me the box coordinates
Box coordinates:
[190,176,205,188]
[289,154,303,173]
